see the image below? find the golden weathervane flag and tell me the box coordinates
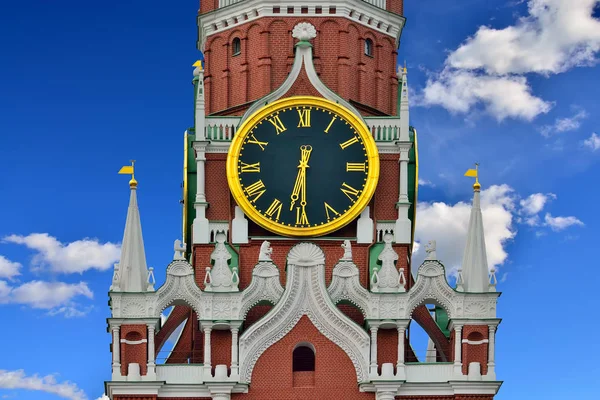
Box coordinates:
[118,160,135,176]
[464,168,477,178]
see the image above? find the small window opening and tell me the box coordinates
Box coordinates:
[287,7,294,14]
[301,7,308,14]
[365,38,373,57]
[232,37,241,56]
[273,6,280,13]
[329,7,336,14]
[292,345,315,372]
[316,7,322,14]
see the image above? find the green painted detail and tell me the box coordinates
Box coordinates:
[434,306,451,338]
[185,130,197,250]
[408,126,418,250]
[223,244,239,271]
[368,243,386,286]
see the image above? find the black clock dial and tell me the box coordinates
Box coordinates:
[237,105,369,229]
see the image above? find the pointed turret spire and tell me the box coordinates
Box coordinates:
[459,164,490,292]
[398,61,409,141]
[112,161,151,292]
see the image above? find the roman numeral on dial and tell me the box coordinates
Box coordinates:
[296,207,309,225]
[340,182,360,201]
[324,116,337,134]
[339,136,359,150]
[324,202,340,221]
[265,198,283,221]
[240,162,261,173]
[268,115,287,135]
[244,180,266,203]
[346,162,366,172]
[297,109,311,128]
[247,134,268,151]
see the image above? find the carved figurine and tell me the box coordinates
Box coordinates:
[259,241,273,262]
[174,239,187,260]
[376,233,400,291]
[425,240,437,260]
[341,240,353,261]
[206,232,236,291]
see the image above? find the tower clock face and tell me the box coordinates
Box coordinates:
[226,96,379,237]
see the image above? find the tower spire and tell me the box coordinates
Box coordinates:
[459,164,489,292]
[113,161,150,292]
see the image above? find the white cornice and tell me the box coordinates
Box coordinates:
[198,1,406,51]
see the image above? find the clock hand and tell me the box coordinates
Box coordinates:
[289,145,312,211]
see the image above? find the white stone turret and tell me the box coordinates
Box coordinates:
[111,179,151,292]
[399,63,409,141]
[459,180,490,293]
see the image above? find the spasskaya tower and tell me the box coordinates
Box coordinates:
[104,1,503,399]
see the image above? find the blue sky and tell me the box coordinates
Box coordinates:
[0,0,598,399]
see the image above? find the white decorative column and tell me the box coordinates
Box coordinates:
[211,393,231,400]
[111,326,121,378]
[193,141,211,244]
[357,206,374,243]
[203,324,213,377]
[231,206,248,244]
[394,143,412,244]
[146,324,156,379]
[230,326,239,377]
[486,325,496,380]
[369,323,379,377]
[453,325,463,377]
[396,324,406,379]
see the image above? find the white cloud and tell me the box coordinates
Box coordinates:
[448,0,600,75]
[418,178,435,187]
[519,193,556,215]
[414,185,517,274]
[0,369,87,400]
[583,132,600,150]
[539,109,588,137]
[96,395,109,400]
[0,256,21,280]
[420,0,600,120]
[3,233,120,274]
[421,68,551,121]
[0,280,93,316]
[544,213,585,231]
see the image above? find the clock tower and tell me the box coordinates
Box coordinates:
[104,1,503,400]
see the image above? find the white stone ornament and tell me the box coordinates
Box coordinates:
[425,240,437,260]
[341,240,353,261]
[292,22,317,41]
[174,239,187,260]
[374,233,400,292]
[258,241,273,262]
[205,232,238,292]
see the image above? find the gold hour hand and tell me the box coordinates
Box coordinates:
[290,145,312,210]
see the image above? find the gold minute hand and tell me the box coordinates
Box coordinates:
[289,145,312,211]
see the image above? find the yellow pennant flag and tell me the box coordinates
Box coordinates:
[464,169,477,178]
[118,165,134,175]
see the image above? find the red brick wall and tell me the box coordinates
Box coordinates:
[397,397,494,400]
[462,326,489,375]
[114,396,157,400]
[204,17,399,117]
[232,315,374,399]
[378,328,398,371]
[120,325,147,376]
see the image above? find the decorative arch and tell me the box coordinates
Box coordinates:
[238,243,370,384]
[155,260,203,317]
[406,261,458,318]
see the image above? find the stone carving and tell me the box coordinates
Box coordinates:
[425,240,437,260]
[287,242,325,266]
[341,240,353,261]
[205,232,238,292]
[174,239,186,260]
[373,233,400,292]
[259,241,273,262]
[292,22,317,41]
[110,263,121,291]
[147,267,155,291]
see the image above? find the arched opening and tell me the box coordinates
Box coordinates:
[336,302,365,327]
[292,342,315,387]
[243,302,274,331]
[364,38,373,57]
[292,344,315,371]
[232,37,241,56]
[407,303,450,363]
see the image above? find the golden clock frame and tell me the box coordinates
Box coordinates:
[226,96,380,237]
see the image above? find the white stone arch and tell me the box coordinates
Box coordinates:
[406,260,457,319]
[238,243,370,384]
[155,260,203,317]
[328,261,371,319]
[239,261,284,320]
